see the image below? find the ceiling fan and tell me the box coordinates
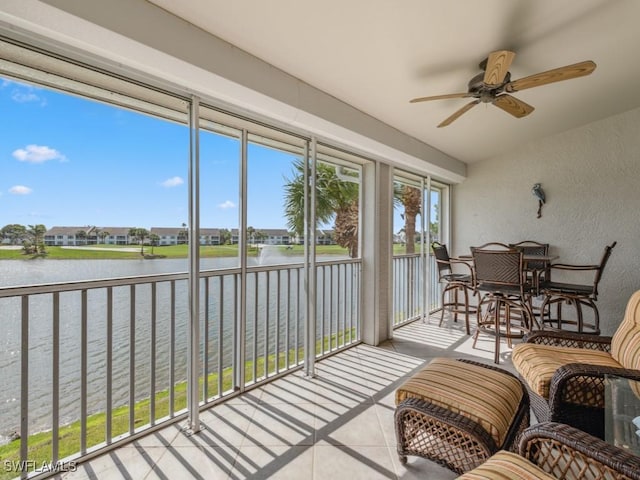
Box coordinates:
[410,50,596,127]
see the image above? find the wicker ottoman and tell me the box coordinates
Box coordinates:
[394,358,530,474]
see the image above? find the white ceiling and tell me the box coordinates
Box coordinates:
[147,0,640,164]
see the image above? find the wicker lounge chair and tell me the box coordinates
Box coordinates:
[512,288,640,439]
[456,422,640,479]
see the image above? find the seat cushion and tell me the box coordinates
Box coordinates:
[456,450,556,480]
[512,343,622,398]
[611,289,640,370]
[542,281,593,296]
[395,358,524,447]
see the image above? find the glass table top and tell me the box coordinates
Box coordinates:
[605,375,640,455]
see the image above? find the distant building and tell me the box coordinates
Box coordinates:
[199,228,221,245]
[292,230,337,245]
[42,226,333,246]
[150,227,182,246]
[97,227,132,245]
[44,226,132,246]
[44,226,91,246]
[317,229,335,245]
[250,228,291,245]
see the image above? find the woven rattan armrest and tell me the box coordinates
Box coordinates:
[518,422,640,480]
[448,257,475,276]
[549,363,640,412]
[524,330,612,351]
[549,263,600,271]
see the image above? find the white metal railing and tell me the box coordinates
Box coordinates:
[0,259,362,479]
[391,253,440,327]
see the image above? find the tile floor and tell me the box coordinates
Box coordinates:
[58,315,521,480]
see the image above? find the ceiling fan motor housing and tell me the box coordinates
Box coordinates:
[468,71,511,102]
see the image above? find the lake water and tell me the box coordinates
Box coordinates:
[0,251,329,442]
[0,248,360,443]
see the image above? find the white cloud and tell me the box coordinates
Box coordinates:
[161,176,184,187]
[9,185,32,195]
[12,91,43,103]
[218,200,236,209]
[12,144,66,163]
[3,80,46,105]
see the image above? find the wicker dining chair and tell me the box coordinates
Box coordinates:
[432,242,476,334]
[471,243,535,364]
[539,241,616,334]
[509,240,549,295]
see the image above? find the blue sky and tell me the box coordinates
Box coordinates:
[1,76,418,233]
[0,77,306,231]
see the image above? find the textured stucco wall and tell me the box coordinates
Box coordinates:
[452,107,640,335]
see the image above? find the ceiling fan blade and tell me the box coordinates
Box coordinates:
[506,60,596,92]
[493,94,535,118]
[437,100,480,128]
[410,93,471,103]
[483,50,516,86]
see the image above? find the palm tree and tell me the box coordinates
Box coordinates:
[149,233,159,254]
[393,183,422,254]
[75,229,87,246]
[219,228,231,245]
[127,227,138,246]
[254,230,266,244]
[136,228,149,255]
[178,223,188,245]
[284,160,360,258]
[127,227,149,254]
[26,224,47,254]
[99,230,110,244]
[247,226,255,245]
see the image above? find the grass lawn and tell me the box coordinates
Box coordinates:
[0,244,353,260]
[0,329,356,479]
[0,243,423,261]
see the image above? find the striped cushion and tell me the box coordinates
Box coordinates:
[511,343,621,398]
[395,358,523,447]
[611,289,640,370]
[456,451,556,480]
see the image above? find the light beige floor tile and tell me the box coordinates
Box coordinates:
[169,403,257,447]
[256,375,317,405]
[61,446,163,480]
[312,371,380,398]
[318,403,387,447]
[313,443,397,480]
[388,446,458,480]
[243,402,316,446]
[130,425,182,447]
[145,445,237,480]
[311,375,373,406]
[374,401,399,448]
[230,445,313,479]
[58,318,519,480]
